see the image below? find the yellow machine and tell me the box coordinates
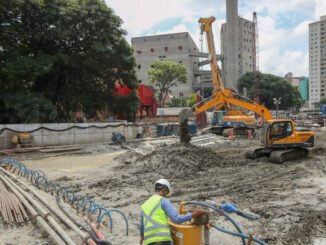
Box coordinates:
[195,17,314,163]
[169,202,208,245]
[199,17,257,136]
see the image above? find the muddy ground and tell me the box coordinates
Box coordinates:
[1,131,326,245]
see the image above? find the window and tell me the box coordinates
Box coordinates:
[137,50,142,54]
[270,122,292,141]
[178,45,183,50]
[164,47,168,52]
[138,65,141,69]
[150,48,154,53]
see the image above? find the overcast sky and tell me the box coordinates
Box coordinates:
[105,0,326,77]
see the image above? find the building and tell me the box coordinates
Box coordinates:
[309,15,326,108]
[221,0,256,90]
[299,77,309,102]
[131,32,205,98]
[284,72,309,103]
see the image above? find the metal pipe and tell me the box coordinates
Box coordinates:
[1,172,76,245]
[204,225,210,245]
[0,175,66,245]
[0,167,88,240]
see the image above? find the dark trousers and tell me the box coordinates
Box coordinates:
[148,242,173,245]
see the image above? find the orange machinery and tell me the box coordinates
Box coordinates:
[194,17,314,163]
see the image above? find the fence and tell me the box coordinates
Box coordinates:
[0,122,140,149]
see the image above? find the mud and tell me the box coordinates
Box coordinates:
[1,131,326,244]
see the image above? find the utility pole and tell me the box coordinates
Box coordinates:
[273,97,282,119]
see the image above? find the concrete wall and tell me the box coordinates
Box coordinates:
[0,122,140,149]
[131,32,199,97]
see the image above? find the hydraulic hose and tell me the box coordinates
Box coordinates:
[210,224,267,245]
[183,201,266,245]
[183,201,246,245]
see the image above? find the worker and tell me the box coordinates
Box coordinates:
[139,179,206,245]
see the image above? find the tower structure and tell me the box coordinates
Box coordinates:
[252,12,260,103]
[221,0,256,91]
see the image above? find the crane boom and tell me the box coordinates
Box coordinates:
[198,17,224,94]
[196,17,272,122]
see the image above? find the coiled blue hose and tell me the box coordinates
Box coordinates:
[0,158,129,236]
[183,201,267,245]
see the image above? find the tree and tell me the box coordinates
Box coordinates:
[314,98,326,109]
[166,94,196,107]
[147,61,187,107]
[0,0,138,123]
[238,72,304,110]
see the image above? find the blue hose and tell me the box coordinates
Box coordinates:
[183,201,246,245]
[210,224,267,245]
[0,158,129,236]
[183,201,267,245]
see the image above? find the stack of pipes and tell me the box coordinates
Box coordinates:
[0,178,28,224]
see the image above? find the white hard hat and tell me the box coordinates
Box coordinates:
[155,179,172,195]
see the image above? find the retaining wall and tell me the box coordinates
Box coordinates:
[0,122,140,149]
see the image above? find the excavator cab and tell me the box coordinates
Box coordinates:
[252,120,314,163]
[268,121,293,143]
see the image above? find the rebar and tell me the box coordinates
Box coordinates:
[0,172,76,245]
[0,175,66,245]
[0,178,28,225]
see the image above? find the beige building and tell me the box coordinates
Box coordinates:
[221,0,256,90]
[309,15,326,108]
[131,32,208,97]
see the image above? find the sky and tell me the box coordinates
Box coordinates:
[105,0,326,77]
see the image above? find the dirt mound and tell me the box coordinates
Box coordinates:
[128,143,248,179]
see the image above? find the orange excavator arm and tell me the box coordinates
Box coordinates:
[195,88,273,122]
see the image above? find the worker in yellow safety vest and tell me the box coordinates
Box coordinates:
[139,179,206,245]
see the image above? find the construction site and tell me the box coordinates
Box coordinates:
[1,0,326,245]
[0,126,326,245]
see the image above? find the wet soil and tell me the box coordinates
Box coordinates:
[1,131,326,245]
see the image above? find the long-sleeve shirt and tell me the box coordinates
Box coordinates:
[139,197,192,236]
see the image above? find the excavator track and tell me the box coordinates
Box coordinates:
[245,147,309,164]
[245,148,271,159]
[269,148,308,164]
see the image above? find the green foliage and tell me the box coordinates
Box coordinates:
[314,98,326,109]
[0,0,138,123]
[167,93,197,107]
[185,93,197,107]
[239,72,304,110]
[0,93,57,123]
[320,98,326,106]
[147,61,187,107]
[167,96,182,107]
[110,92,140,121]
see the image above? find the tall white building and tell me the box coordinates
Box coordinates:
[221,0,256,90]
[309,16,326,108]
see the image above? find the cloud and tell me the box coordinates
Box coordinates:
[315,0,326,20]
[106,0,319,77]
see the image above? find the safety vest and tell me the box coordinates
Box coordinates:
[141,194,173,245]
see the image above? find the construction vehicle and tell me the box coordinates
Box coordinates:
[198,17,257,137]
[195,17,314,163]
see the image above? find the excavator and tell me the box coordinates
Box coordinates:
[194,17,314,163]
